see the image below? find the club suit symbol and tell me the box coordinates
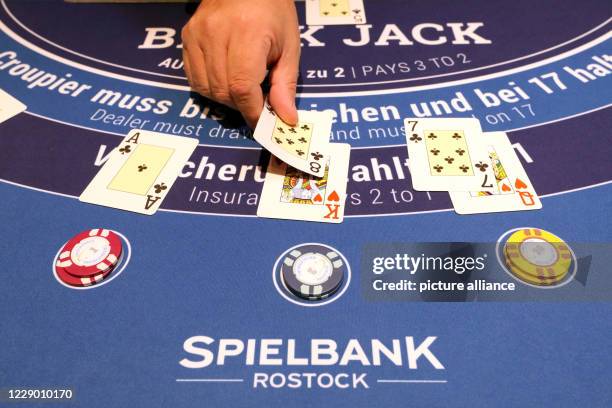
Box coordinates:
[154,183,167,194]
[475,162,489,172]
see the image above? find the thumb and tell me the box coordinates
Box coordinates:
[268,53,299,126]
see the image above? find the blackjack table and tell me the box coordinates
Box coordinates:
[0,1,611,406]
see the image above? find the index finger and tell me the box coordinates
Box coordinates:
[227,36,270,128]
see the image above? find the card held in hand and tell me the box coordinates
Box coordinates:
[257,143,351,223]
[79,129,198,215]
[404,117,498,193]
[449,132,542,214]
[253,100,332,177]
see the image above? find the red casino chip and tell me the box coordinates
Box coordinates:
[55,229,122,278]
[55,263,114,288]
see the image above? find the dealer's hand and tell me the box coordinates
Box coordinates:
[182,0,300,128]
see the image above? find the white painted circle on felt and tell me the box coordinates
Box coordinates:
[496,227,577,289]
[272,242,351,307]
[52,230,131,290]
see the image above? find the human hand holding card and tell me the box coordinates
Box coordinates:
[253,100,332,177]
[405,118,498,192]
[79,130,198,215]
[257,143,351,223]
[449,132,542,214]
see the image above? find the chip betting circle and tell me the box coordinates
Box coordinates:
[281,244,345,301]
[503,228,572,286]
[56,229,122,277]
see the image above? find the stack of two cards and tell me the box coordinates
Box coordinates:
[255,102,351,223]
[404,118,542,214]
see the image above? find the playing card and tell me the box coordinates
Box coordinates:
[449,132,542,214]
[257,143,351,223]
[0,89,26,124]
[305,0,366,26]
[404,118,498,192]
[79,129,198,215]
[253,100,332,177]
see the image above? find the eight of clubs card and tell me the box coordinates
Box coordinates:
[258,143,351,223]
[254,101,332,177]
[0,89,26,124]
[449,132,542,214]
[405,118,498,192]
[305,0,366,26]
[80,129,198,215]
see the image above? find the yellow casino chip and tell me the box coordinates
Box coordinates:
[503,248,567,286]
[503,245,570,282]
[506,257,562,286]
[503,228,572,281]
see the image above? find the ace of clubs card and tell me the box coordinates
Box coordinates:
[253,100,332,177]
[449,132,542,214]
[405,118,498,192]
[305,0,366,26]
[257,143,351,223]
[79,129,198,215]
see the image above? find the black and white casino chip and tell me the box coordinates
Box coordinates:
[281,244,345,301]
